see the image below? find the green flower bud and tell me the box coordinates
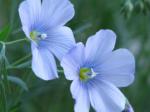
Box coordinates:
[121,0,134,18]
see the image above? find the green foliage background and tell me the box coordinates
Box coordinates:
[0,0,150,112]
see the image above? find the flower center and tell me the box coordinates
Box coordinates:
[30,31,47,43]
[79,68,97,81]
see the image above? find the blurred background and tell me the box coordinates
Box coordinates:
[0,0,150,112]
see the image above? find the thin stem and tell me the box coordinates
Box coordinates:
[6,65,31,70]
[7,64,64,74]
[58,69,64,73]
[4,38,28,45]
[11,53,32,66]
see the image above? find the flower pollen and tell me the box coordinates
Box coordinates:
[79,68,97,81]
[30,31,47,43]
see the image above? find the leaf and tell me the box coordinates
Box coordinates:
[9,102,21,112]
[8,76,28,91]
[0,42,8,112]
[0,78,8,112]
[0,25,11,41]
[0,42,9,92]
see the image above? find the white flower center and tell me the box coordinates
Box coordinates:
[30,31,47,43]
[40,33,47,39]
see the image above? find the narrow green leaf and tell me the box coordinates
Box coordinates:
[0,79,7,112]
[0,42,9,112]
[0,42,9,92]
[0,25,11,41]
[9,102,21,112]
[8,76,28,91]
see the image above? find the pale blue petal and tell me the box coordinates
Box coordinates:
[123,99,134,112]
[127,104,134,112]
[85,30,116,65]
[88,79,126,112]
[26,0,41,27]
[22,26,30,38]
[94,49,135,87]
[87,82,108,112]
[71,79,90,112]
[41,26,75,61]
[41,0,75,28]
[19,0,41,36]
[31,44,58,80]
[61,43,84,80]
[123,105,134,112]
[19,1,30,30]
[128,105,134,112]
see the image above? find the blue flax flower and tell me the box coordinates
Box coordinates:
[19,0,75,80]
[61,30,135,112]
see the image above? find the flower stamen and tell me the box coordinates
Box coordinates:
[79,68,97,81]
[30,31,47,43]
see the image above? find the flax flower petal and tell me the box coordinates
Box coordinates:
[94,49,135,87]
[85,30,116,66]
[31,44,58,80]
[88,79,126,112]
[71,79,90,112]
[61,43,84,80]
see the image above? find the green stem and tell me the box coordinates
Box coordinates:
[4,38,28,45]
[7,65,64,73]
[7,65,31,70]
[7,64,64,74]
[11,53,32,66]
[58,69,64,73]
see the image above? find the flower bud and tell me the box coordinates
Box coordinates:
[135,0,144,12]
[121,0,134,18]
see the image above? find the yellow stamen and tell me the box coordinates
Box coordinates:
[79,68,91,81]
[30,31,38,40]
